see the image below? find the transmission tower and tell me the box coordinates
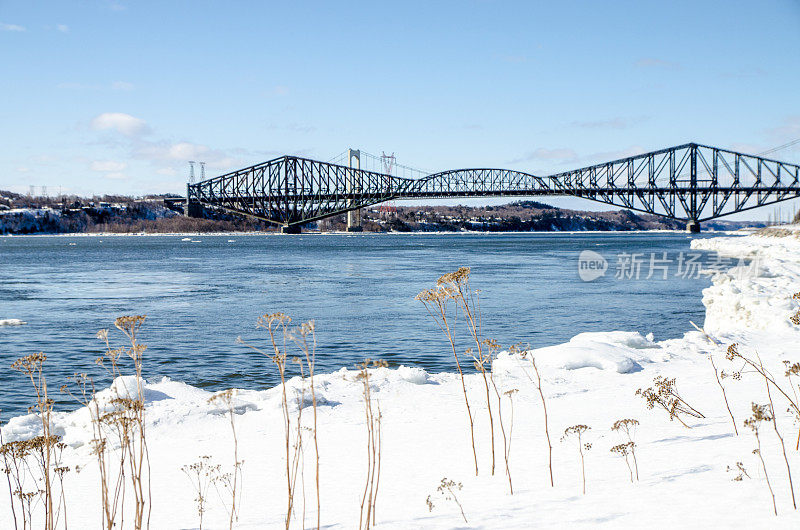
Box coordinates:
[379,152,397,220]
[188,161,196,183]
[199,161,206,181]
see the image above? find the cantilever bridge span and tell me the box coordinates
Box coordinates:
[183,143,800,232]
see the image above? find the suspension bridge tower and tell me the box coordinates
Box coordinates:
[379,152,397,221]
[346,148,363,231]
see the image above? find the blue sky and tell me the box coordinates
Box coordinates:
[1,0,799,218]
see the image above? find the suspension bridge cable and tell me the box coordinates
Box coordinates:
[758,137,800,157]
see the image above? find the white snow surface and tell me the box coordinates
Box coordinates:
[4,229,800,528]
[0,319,26,326]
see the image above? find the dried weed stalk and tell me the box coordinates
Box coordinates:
[504,388,518,493]
[426,478,467,524]
[561,425,591,494]
[88,316,152,530]
[357,359,386,529]
[745,403,777,515]
[208,390,244,528]
[512,344,554,487]
[727,343,800,447]
[610,442,636,483]
[438,268,497,476]
[611,419,639,481]
[710,355,738,435]
[11,353,58,530]
[472,339,509,488]
[727,461,751,481]
[635,375,704,428]
[416,280,478,475]
[290,320,320,529]
[241,313,322,529]
[181,456,220,530]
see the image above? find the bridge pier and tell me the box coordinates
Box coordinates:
[346,212,363,232]
[281,224,301,234]
[686,220,701,233]
[185,201,204,218]
[185,183,204,218]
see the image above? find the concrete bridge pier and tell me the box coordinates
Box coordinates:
[346,148,363,232]
[281,224,301,234]
[185,201,204,218]
[185,183,204,218]
[686,220,701,233]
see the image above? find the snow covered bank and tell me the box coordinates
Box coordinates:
[4,229,800,528]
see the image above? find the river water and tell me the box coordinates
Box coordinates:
[0,231,725,418]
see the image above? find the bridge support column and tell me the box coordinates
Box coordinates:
[686,220,701,233]
[346,148,363,232]
[281,224,301,234]
[185,183,204,218]
[185,202,203,218]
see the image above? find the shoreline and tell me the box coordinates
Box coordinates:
[0,227,757,238]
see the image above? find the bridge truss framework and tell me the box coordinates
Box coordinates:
[184,143,800,232]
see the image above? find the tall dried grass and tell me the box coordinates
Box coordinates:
[356,359,386,529]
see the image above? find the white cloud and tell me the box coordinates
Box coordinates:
[1,23,25,32]
[168,142,209,160]
[87,113,258,179]
[111,81,134,91]
[16,167,30,173]
[91,160,126,172]
[134,141,238,169]
[57,24,69,33]
[90,112,150,137]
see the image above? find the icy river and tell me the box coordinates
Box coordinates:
[0,231,725,417]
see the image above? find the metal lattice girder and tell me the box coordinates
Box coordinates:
[547,143,800,221]
[187,143,800,227]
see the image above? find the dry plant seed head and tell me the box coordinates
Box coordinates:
[10,352,47,374]
[744,403,773,430]
[727,462,750,481]
[437,267,471,287]
[745,402,778,515]
[612,418,639,432]
[635,376,704,427]
[481,338,500,353]
[256,312,291,329]
[726,343,739,361]
[114,315,146,337]
[611,442,633,456]
[428,477,468,523]
[785,362,800,378]
[561,424,590,441]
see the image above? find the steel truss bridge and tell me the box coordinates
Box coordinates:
[181,143,800,233]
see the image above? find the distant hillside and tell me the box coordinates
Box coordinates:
[0,192,767,234]
[318,200,766,232]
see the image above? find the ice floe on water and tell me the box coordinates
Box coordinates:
[0,318,26,326]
